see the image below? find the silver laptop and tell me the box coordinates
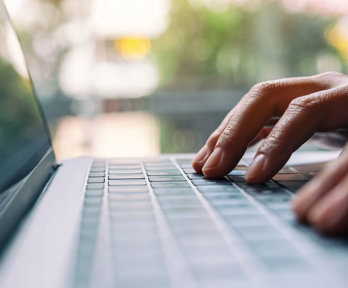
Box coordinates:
[0,1,347,288]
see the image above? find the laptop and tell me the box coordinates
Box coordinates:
[0,1,347,287]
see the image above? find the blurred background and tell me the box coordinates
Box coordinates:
[4,0,348,160]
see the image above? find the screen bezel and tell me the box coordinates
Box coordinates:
[0,0,57,250]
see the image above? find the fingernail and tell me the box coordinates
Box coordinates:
[202,148,223,173]
[245,154,266,182]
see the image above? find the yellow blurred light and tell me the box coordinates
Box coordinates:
[326,25,348,60]
[115,37,152,59]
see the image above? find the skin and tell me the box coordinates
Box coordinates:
[192,71,348,235]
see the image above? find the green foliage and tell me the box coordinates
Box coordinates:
[152,0,345,89]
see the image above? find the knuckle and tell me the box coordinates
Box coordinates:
[288,95,322,111]
[314,71,348,87]
[316,71,345,79]
[216,127,234,149]
[258,132,292,157]
[248,80,283,104]
[258,134,280,154]
[250,81,276,96]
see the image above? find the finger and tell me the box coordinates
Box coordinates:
[201,76,327,178]
[248,117,279,146]
[292,145,348,222]
[192,109,235,172]
[244,94,323,183]
[248,126,273,147]
[245,82,348,183]
[307,172,348,235]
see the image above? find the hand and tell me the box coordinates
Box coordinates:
[293,144,348,235]
[192,72,348,183]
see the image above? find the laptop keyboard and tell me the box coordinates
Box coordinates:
[73,157,348,288]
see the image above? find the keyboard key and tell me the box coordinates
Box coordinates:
[239,181,280,190]
[185,247,235,266]
[183,168,197,174]
[113,275,169,288]
[161,205,206,214]
[228,170,246,176]
[108,160,140,165]
[108,174,145,180]
[109,169,143,174]
[263,202,292,210]
[110,223,157,236]
[108,165,141,170]
[200,190,243,198]
[82,206,102,217]
[194,263,245,282]
[109,186,149,193]
[145,166,176,171]
[109,193,150,201]
[272,174,308,181]
[186,173,205,180]
[109,202,153,212]
[165,211,210,220]
[89,172,105,178]
[253,194,292,204]
[176,158,193,164]
[87,177,105,183]
[164,207,207,218]
[278,167,298,174]
[85,189,104,197]
[147,170,182,176]
[180,163,195,169]
[218,206,261,216]
[90,167,105,172]
[149,176,186,182]
[203,194,248,202]
[109,179,147,186]
[228,175,246,182]
[84,198,103,206]
[175,228,221,241]
[197,186,239,193]
[91,160,105,166]
[155,193,196,200]
[168,218,216,231]
[86,183,104,190]
[233,225,282,241]
[158,197,202,208]
[263,256,314,273]
[192,179,231,186]
[109,212,156,224]
[272,209,297,224]
[151,182,191,189]
[224,214,271,227]
[245,239,300,258]
[210,198,252,207]
[153,188,194,196]
[144,160,173,165]
[278,181,307,192]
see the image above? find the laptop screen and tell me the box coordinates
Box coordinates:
[0,2,54,193]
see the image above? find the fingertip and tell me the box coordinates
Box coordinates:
[307,207,334,235]
[244,154,268,184]
[291,181,322,222]
[202,148,223,176]
[307,195,341,235]
[192,159,204,173]
[192,146,209,172]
